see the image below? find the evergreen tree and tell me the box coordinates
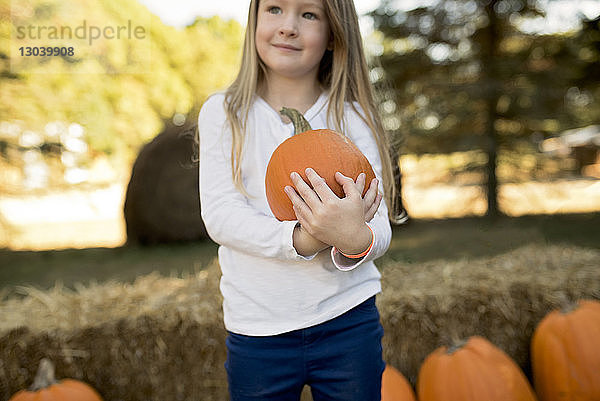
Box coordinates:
[370,0,599,216]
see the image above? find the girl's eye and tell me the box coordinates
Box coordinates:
[267,6,282,14]
[303,12,317,20]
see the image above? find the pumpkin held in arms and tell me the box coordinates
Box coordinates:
[265,107,376,221]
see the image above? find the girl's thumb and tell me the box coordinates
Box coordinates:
[335,172,359,198]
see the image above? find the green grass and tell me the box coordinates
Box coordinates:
[0,241,219,294]
[1,213,599,295]
[380,212,600,265]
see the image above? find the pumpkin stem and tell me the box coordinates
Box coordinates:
[446,339,468,355]
[29,358,58,391]
[560,299,579,314]
[280,107,312,135]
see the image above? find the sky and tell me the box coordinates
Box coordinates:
[137,0,382,27]
[137,0,600,33]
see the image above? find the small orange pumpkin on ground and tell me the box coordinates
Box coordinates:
[531,299,600,401]
[417,335,538,401]
[265,107,376,221]
[9,358,103,401]
[381,364,417,401]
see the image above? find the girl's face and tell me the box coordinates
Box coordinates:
[256,0,331,83]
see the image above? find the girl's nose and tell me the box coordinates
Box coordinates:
[279,16,298,37]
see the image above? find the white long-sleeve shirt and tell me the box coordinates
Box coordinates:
[198,92,392,336]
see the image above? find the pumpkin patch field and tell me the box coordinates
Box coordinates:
[1,216,599,400]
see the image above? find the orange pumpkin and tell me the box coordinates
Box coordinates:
[265,107,376,221]
[9,358,103,401]
[417,336,537,401]
[531,299,600,401]
[381,365,417,401]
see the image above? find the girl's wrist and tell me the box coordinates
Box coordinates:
[293,224,329,256]
[335,224,374,259]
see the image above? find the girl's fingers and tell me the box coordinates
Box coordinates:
[292,205,308,228]
[305,168,336,202]
[365,192,382,222]
[362,178,378,208]
[334,171,361,199]
[285,186,309,220]
[355,172,366,194]
[290,171,321,206]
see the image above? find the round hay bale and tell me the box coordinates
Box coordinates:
[124,121,207,244]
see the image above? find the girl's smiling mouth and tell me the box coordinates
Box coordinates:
[272,43,301,51]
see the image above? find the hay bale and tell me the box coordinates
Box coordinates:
[378,244,600,385]
[124,122,208,245]
[1,244,599,399]
[0,261,227,400]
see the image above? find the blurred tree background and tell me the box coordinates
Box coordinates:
[0,0,599,248]
[0,0,243,193]
[370,0,600,216]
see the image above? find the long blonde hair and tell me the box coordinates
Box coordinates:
[224,0,398,221]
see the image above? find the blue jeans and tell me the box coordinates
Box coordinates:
[225,296,385,401]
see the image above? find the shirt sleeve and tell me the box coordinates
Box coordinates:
[198,95,317,261]
[330,105,393,271]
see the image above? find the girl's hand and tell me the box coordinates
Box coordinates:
[292,223,329,257]
[354,173,382,222]
[284,168,374,255]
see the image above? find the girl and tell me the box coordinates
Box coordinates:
[198,0,398,399]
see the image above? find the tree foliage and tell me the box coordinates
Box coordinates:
[0,0,243,167]
[370,0,599,215]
